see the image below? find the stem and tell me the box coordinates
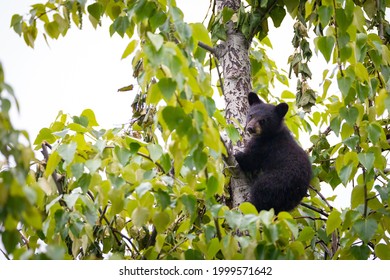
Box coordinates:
[300,202,329,217]
[308,185,333,210]
[198,41,217,56]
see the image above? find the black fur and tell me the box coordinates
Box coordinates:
[235,92,312,213]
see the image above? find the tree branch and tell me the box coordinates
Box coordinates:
[198,41,217,56]
[300,202,329,217]
[308,185,333,210]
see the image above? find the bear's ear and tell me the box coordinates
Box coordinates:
[248,92,263,106]
[275,103,288,118]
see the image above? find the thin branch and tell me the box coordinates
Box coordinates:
[137,152,166,173]
[300,202,329,217]
[308,185,333,210]
[0,248,10,260]
[33,6,60,21]
[198,41,217,56]
[214,218,222,241]
[112,228,142,258]
[294,215,327,221]
[214,58,225,96]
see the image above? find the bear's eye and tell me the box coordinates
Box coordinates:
[259,119,265,125]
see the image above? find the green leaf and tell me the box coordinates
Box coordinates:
[330,116,341,136]
[44,150,61,178]
[283,0,299,14]
[157,78,176,101]
[318,5,332,26]
[109,188,125,215]
[159,153,172,173]
[147,144,163,162]
[239,202,258,215]
[81,109,99,127]
[156,189,171,210]
[185,249,204,260]
[352,218,377,243]
[367,123,382,144]
[358,153,375,171]
[339,106,359,126]
[34,128,56,146]
[181,194,197,217]
[85,158,101,173]
[23,207,42,230]
[317,36,335,62]
[335,7,353,32]
[114,146,131,166]
[135,182,152,198]
[77,173,91,193]
[351,244,371,260]
[339,163,353,185]
[147,32,164,51]
[270,6,286,28]
[225,124,240,144]
[206,176,219,198]
[87,2,103,21]
[57,142,77,163]
[1,230,20,253]
[150,11,167,31]
[131,207,150,227]
[375,244,390,260]
[207,238,220,259]
[297,226,316,242]
[112,16,130,37]
[10,14,23,35]
[200,96,216,117]
[121,39,138,59]
[63,192,80,209]
[326,210,341,235]
[193,147,207,171]
[351,184,364,208]
[161,106,192,136]
[153,211,170,233]
[191,23,212,46]
[337,76,353,98]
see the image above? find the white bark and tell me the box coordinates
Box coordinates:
[215,0,252,208]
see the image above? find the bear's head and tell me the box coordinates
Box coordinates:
[245,92,289,136]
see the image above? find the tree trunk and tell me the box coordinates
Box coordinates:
[215,0,252,208]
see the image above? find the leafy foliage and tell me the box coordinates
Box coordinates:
[1,0,390,260]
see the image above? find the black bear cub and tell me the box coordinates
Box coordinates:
[235,92,312,214]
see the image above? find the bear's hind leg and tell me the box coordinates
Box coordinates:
[250,172,299,213]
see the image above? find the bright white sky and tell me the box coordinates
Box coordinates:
[0,0,298,140]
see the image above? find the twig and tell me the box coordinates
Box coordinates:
[308,185,333,210]
[214,58,225,96]
[0,248,10,260]
[198,41,217,56]
[137,152,166,173]
[300,202,329,217]
[112,228,142,258]
[294,215,327,221]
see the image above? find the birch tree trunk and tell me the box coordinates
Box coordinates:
[215,0,252,208]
